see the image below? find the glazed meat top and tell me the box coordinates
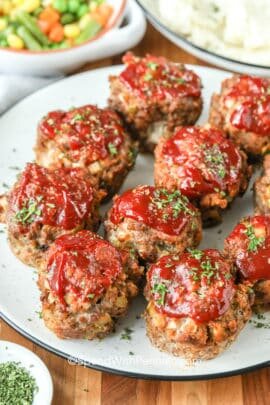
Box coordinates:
[225,215,270,282]
[46,231,123,306]
[109,186,199,236]
[222,75,270,136]
[158,126,243,197]
[119,52,201,102]
[38,105,126,164]
[147,249,235,323]
[9,163,94,231]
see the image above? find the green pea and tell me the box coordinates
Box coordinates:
[60,13,76,25]
[68,0,80,13]
[53,0,68,13]
[77,4,89,17]
[0,38,8,47]
[33,7,43,17]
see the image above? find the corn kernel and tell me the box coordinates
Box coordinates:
[7,33,24,49]
[0,18,7,32]
[2,1,13,14]
[22,0,41,13]
[64,24,80,38]
[78,14,91,30]
[12,0,24,6]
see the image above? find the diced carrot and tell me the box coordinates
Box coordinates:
[39,7,60,25]
[91,11,106,26]
[49,22,64,43]
[91,4,113,27]
[38,19,51,35]
[98,4,113,20]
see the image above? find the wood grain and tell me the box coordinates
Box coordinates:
[0,22,269,405]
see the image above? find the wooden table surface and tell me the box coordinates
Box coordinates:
[0,23,269,405]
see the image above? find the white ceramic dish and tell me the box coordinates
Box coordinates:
[0,340,53,404]
[136,0,270,77]
[0,65,269,380]
[0,0,146,77]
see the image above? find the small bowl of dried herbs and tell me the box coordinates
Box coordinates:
[0,340,53,405]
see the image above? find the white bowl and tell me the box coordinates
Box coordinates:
[0,0,146,77]
[137,0,270,77]
[0,340,53,405]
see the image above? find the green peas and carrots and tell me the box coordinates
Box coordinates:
[0,0,113,50]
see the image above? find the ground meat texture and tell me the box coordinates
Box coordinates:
[104,186,202,263]
[144,249,253,361]
[38,231,139,339]
[35,104,137,200]
[209,75,270,158]
[108,52,202,152]
[154,125,251,226]
[1,163,100,268]
[224,215,270,307]
[254,154,270,214]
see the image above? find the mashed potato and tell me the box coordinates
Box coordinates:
[157,0,270,66]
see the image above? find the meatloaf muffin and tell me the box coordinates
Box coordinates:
[254,154,270,214]
[35,104,137,200]
[108,52,202,152]
[144,249,253,361]
[38,231,139,339]
[154,125,251,225]
[104,185,202,263]
[209,74,270,157]
[224,215,270,307]
[0,163,100,268]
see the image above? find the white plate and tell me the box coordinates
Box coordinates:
[0,65,269,380]
[136,0,270,77]
[0,340,53,404]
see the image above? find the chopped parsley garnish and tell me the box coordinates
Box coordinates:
[0,361,38,404]
[203,144,226,179]
[147,62,158,70]
[249,313,270,329]
[15,197,43,225]
[245,224,265,252]
[120,327,133,340]
[46,203,55,209]
[128,147,138,163]
[72,113,84,122]
[187,248,203,260]
[88,293,95,299]
[35,311,42,319]
[143,73,152,81]
[176,77,186,84]
[200,260,216,281]
[151,282,168,306]
[108,142,118,156]
[8,166,20,171]
[151,189,195,219]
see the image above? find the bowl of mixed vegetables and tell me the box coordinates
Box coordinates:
[0,0,117,51]
[0,0,146,75]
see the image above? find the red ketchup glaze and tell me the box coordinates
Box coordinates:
[109,186,198,236]
[10,163,94,230]
[47,231,122,306]
[120,52,201,101]
[160,126,242,198]
[225,75,270,135]
[38,105,125,163]
[148,249,235,323]
[225,215,270,281]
